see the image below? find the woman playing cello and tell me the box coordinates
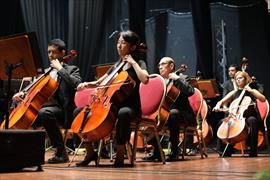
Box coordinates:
[213,71,266,157]
[74,30,149,167]
[12,39,82,163]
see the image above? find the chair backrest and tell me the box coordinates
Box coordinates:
[256,99,269,130]
[139,74,166,117]
[188,88,203,121]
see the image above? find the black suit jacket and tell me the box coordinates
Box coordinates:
[55,63,82,128]
[222,79,234,97]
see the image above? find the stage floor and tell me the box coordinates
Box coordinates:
[1,150,270,180]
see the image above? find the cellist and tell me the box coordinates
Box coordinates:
[213,71,266,157]
[74,30,149,167]
[12,39,82,163]
[144,57,195,161]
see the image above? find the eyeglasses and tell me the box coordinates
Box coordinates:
[158,62,170,67]
[236,77,245,81]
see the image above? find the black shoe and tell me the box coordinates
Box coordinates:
[142,152,161,161]
[113,162,134,168]
[113,161,125,167]
[76,152,98,167]
[48,153,69,164]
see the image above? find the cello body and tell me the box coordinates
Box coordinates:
[217,95,252,144]
[193,121,213,145]
[71,70,136,142]
[1,75,58,129]
[157,82,180,130]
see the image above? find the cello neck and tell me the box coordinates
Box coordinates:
[21,50,77,93]
[21,68,53,93]
[99,61,126,86]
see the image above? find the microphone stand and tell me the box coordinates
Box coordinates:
[4,62,23,129]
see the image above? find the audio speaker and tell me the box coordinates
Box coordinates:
[0,129,46,171]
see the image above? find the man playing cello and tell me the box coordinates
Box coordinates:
[12,39,82,163]
[144,57,196,161]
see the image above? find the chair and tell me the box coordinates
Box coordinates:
[180,87,207,159]
[256,99,270,155]
[129,74,167,165]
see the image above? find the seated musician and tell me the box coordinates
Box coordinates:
[74,30,149,167]
[145,57,196,161]
[12,39,82,163]
[213,71,266,157]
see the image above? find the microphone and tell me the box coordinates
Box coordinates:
[108,30,119,39]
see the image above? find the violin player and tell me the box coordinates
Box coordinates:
[12,39,82,163]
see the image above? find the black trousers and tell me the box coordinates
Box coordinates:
[115,107,135,145]
[149,108,196,154]
[33,105,64,150]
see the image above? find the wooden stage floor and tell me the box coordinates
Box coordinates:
[1,150,270,180]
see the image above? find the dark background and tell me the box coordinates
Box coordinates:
[0,0,269,146]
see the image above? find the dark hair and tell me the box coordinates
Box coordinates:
[118,30,147,60]
[48,39,66,51]
[229,64,239,71]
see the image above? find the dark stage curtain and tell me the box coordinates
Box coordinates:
[191,0,213,79]
[20,0,68,68]
[145,11,197,76]
[19,0,128,81]
[67,0,106,81]
[129,0,146,43]
[0,1,25,37]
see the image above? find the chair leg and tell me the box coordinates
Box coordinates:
[199,130,208,158]
[132,129,139,163]
[264,130,270,156]
[96,139,104,166]
[109,136,114,162]
[154,130,166,164]
[126,143,133,165]
[62,129,75,154]
[195,130,204,159]
[196,130,208,158]
[240,142,245,157]
[182,129,187,160]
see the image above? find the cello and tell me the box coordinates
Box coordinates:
[216,82,252,144]
[0,50,77,129]
[71,61,136,142]
[193,100,213,145]
[158,64,188,130]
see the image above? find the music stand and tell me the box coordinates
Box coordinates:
[92,63,113,78]
[0,32,43,129]
[197,79,220,99]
